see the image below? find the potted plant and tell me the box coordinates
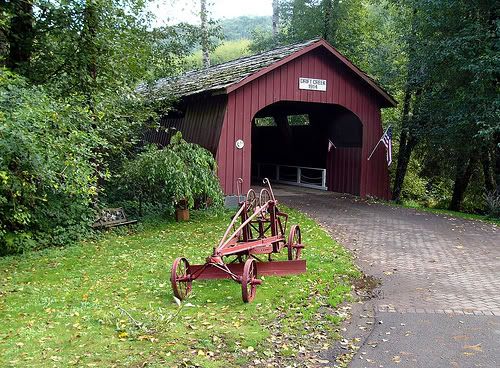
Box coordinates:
[121,132,222,222]
[175,198,189,222]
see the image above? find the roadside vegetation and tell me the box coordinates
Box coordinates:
[396,201,500,226]
[0,207,359,368]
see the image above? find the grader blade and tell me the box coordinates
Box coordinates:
[189,260,306,280]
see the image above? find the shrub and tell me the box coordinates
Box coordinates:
[0,71,100,255]
[401,158,428,201]
[115,132,223,216]
[485,191,500,219]
[425,176,453,209]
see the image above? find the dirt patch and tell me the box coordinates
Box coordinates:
[352,275,382,300]
[353,275,380,294]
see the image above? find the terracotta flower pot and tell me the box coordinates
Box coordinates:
[175,208,189,222]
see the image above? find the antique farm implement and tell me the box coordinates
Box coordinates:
[170,178,306,303]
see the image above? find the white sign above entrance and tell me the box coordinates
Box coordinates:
[299,77,327,91]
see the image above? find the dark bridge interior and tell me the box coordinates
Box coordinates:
[251,101,363,194]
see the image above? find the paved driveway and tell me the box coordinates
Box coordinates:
[273,185,500,367]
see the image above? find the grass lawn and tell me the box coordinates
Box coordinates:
[0,207,360,368]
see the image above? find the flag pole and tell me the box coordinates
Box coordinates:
[367,141,382,161]
[367,126,391,161]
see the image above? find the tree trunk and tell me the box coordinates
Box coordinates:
[0,0,9,66]
[82,0,100,206]
[139,193,143,217]
[272,0,279,38]
[494,133,500,193]
[391,7,420,202]
[481,148,496,193]
[82,0,99,103]
[392,86,415,202]
[322,0,333,41]
[449,155,476,211]
[6,0,34,71]
[200,0,210,68]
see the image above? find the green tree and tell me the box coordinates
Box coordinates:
[0,1,203,253]
[390,0,499,210]
[0,70,100,254]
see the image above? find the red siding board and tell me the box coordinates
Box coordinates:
[307,55,314,102]
[279,65,284,97]
[218,109,228,192]
[259,76,265,107]
[326,147,361,195]
[269,73,275,106]
[321,57,328,104]
[294,59,300,100]
[243,85,253,187]
[225,93,236,193]
[234,89,243,186]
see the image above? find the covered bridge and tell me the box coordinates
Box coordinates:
[143,38,396,199]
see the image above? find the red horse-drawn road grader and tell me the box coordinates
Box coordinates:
[170,178,306,303]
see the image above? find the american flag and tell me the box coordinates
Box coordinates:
[327,139,336,152]
[381,126,393,166]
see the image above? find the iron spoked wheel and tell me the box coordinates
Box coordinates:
[246,189,257,214]
[259,188,271,207]
[171,257,192,300]
[241,258,258,303]
[287,225,302,260]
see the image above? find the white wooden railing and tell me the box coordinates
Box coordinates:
[254,163,327,191]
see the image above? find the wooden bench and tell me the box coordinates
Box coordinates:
[92,208,137,228]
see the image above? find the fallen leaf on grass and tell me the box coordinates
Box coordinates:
[173,296,181,307]
[118,331,128,338]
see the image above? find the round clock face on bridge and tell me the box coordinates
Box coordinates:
[235,139,245,149]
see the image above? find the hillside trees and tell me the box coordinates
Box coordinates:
[200,0,210,67]
[220,16,271,40]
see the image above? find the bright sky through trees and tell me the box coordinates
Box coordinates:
[150,0,273,25]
